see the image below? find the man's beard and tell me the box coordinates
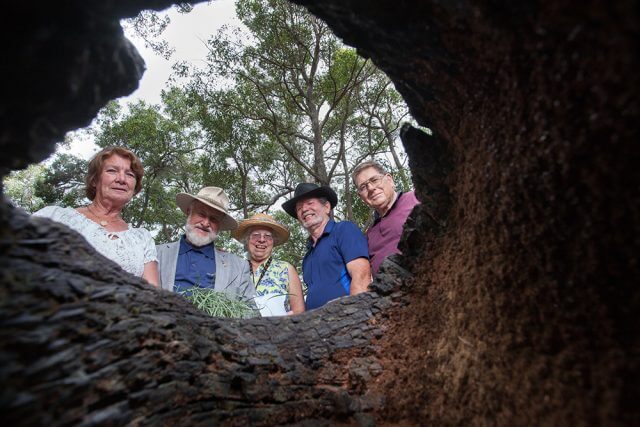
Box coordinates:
[301,211,325,230]
[185,222,217,247]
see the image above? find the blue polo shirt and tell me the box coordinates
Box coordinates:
[174,235,216,294]
[302,219,369,310]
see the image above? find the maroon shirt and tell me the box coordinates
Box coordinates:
[366,191,420,274]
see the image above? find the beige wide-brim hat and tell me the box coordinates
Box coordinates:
[231,213,290,246]
[175,186,238,231]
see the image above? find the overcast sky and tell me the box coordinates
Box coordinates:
[66,0,240,159]
[124,0,239,105]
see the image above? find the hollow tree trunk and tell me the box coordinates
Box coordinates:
[293,0,639,424]
[0,199,420,425]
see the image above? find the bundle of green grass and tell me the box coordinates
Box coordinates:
[182,288,258,319]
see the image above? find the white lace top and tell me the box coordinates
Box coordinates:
[33,206,157,277]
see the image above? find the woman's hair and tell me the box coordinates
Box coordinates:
[85,146,144,200]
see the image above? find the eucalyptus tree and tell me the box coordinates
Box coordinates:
[3,164,46,213]
[125,0,412,225]
[188,87,302,219]
[183,0,379,219]
[355,65,413,191]
[33,153,87,209]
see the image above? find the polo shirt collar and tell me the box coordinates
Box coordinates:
[373,191,402,224]
[179,235,216,258]
[306,219,336,250]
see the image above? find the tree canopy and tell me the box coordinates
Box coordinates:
[8,0,414,266]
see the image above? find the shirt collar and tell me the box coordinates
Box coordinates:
[373,191,402,223]
[306,219,335,250]
[179,235,216,258]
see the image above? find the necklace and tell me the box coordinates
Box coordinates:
[86,205,121,227]
[250,257,272,289]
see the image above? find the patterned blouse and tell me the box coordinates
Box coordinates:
[33,206,157,277]
[251,258,292,312]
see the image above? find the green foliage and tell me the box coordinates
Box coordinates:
[3,164,46,213]
[30,0,415,268]
[124,9,175,59]
[188,88,287,217]
[181,288,258,318]
[269,211,307,267]
[183,0,413,226]
[34,153,87,208]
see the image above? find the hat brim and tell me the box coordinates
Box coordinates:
[176,193,238,231]
[231,219,289,246]
[282,186,338,218]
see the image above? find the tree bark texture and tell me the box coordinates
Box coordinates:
[1,201,412,425]
[1,0,639,425]
[292,0,639,424]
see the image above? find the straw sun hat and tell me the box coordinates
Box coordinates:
[231,213,290,246]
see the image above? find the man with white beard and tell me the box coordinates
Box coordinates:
[156,187,254,302]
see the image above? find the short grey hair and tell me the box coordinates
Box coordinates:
[316,196,329,206]
[351,161,387,185]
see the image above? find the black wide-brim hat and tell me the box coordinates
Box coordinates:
[282,182,338,218]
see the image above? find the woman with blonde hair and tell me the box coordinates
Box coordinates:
[34,146,159,286]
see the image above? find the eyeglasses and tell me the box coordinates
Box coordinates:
[249,232,273,242]
[357,174,386,194]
